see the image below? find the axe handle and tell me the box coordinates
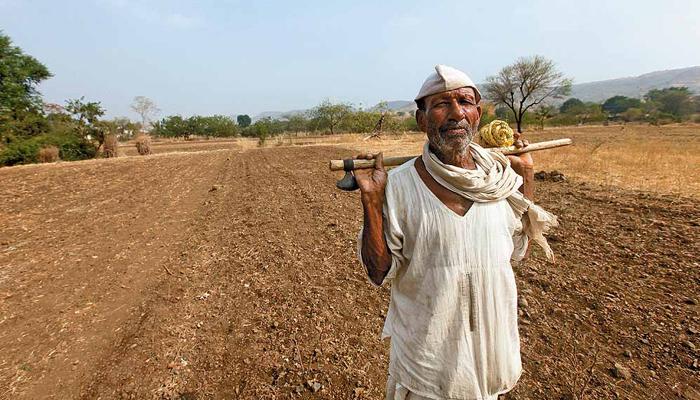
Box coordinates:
[329,138,572,171]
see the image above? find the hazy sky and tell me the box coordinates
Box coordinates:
[2,0,699,118]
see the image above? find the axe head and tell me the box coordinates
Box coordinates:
[336,171,359,191]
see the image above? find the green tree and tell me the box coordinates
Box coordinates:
[0,32,52,116]
[342,110,380,133]
[309,99,352,135]
[484,55,571,133]
[0,31,52,143]
[208,115,238,137]
[285,114,307,133]
[152,115,188,138]
[252,118,272,145]
[105,117,141,140]
[237,114,252,128]
[559,98,584,114]
[65,97,107,150]
[601,95,641,115]
[578,102,605,124]
[644,87,694,118]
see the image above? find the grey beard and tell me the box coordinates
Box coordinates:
[428,122,476,164]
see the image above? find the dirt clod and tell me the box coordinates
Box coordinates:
[611,363,632,380]
[307,379,322,392]
[535,170,567,182]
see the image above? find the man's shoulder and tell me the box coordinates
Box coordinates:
[387,158,417,182]
[384,158,419,203]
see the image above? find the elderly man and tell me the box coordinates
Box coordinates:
[354,65,557,400]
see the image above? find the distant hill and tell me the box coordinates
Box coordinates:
[253,66,700,120]
[569,66,700,102]
[368,100,417,113]
[253,109,307,121]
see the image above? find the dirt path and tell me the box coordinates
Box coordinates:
[1,146,698,399]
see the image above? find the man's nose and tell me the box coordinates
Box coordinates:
[447,99,466,122]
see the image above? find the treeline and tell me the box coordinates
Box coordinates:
[150,100,419,140]
[152,86,700,142]
[496,87,700,129]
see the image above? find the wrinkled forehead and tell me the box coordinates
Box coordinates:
[424,87,478,106]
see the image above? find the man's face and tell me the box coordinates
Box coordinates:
[417,87,482,158]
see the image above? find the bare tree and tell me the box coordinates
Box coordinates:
[484,55,571,133]
[364,101,389,141]
[130,96,160,130]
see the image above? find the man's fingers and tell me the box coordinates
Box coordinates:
[354,153,384,169]
[375,152,384,170]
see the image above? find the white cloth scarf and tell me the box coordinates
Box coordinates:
[421,141,558,260]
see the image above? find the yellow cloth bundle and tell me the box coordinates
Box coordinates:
[479,120,514,147]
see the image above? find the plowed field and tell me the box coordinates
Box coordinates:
[1,144,698,399]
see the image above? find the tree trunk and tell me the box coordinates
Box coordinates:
[516,117,523,133]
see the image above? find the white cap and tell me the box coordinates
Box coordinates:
[414,64,481,103]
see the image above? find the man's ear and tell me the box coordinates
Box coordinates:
[475,103,483,127]
[416,109,428,132]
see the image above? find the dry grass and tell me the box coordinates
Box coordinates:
[37,145,60,163]
[135,134,152,155]
[103,134,119,158]
[525,125,700,198]
[266,124,700,199]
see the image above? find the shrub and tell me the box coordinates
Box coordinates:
[37,145,60,163]
[135,134,151,155]
[103,134,119,158]
[622,107,644,122]
[400,116,419,132]
[0,139,41,165]
[57,135,98,161]
[0,133,95,166]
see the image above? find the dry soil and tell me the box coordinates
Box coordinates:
[0,144,698,399]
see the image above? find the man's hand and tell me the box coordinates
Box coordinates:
[353,153,388,201]
[507,132,535,200]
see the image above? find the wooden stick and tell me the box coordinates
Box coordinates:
[329,138,572,171]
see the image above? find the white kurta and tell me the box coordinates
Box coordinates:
[358,158,528,400]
